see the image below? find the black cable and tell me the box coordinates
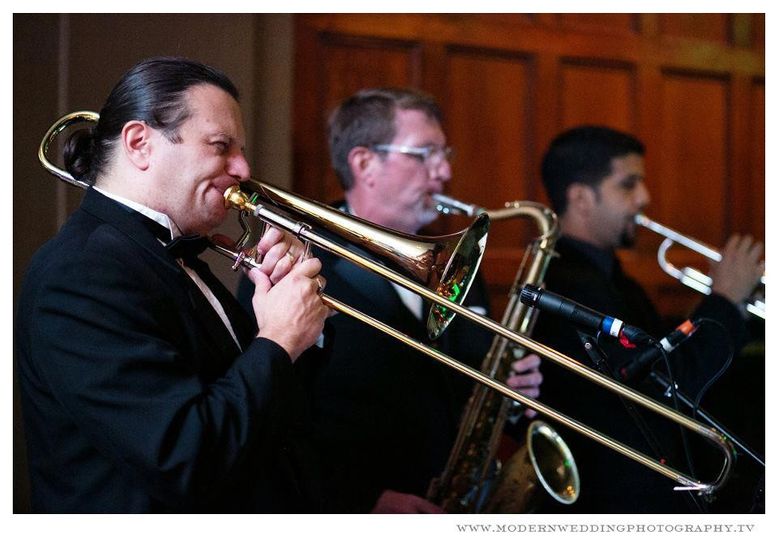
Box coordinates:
[689,318,735,420]
[590,331,706,511]
[654,338,707,512]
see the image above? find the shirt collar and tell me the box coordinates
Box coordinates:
[559,235,617,279]
[93,186,181,239]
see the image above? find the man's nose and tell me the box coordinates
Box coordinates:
[430,157,452,184]
[635,180,651,209]
[228,153,251,180]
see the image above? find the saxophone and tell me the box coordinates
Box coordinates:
[427,194,580,513]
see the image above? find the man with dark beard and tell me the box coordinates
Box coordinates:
[532,126,763,513]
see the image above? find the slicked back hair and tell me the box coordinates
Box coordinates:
[64,56,239,185]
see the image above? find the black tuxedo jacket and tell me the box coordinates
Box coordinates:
[532,236,746,513]
[16,189,319,513]
[309,245,492,512]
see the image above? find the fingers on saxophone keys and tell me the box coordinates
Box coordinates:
[507,358,543,397]
[510,353,541,374]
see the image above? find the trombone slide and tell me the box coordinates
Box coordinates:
[38,110,736,497]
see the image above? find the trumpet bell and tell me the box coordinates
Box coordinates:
[227,180,490,339]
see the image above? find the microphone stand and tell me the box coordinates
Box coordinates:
[576,330,707,512]
[648,371,765,467]
[576,331,674,466]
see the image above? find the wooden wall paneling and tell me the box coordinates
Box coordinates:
[749,79,765,240]
[532,52,561,207]
[635,64,664,214]
[320,34,422,105]
[421,41,448,104]
[557,13,640,36]
[445,47,534,222]
[657,70,729,244]
[730,75,753,241]
[456,13,535,28]
[658,13,732,44]
[633,69,732,318]
[751,14,765,50]
[623,62,666,309]
[638,14,660,39]
[294,23,422,201]
[559,59,636,132]
[442,46,536,308]
[293,17,324,199]
[292,13,764,321]
[732,14,754,48]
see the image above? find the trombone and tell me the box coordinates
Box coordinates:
[635,214,765,319]
[40,111,734,496]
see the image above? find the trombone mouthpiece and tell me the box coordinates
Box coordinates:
[224,185,253,212]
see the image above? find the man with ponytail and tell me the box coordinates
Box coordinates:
[16,57,329,512]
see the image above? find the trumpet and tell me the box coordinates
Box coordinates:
[40,111,735,496]
[635,214,765,319]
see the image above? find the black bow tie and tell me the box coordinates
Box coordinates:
[166,234,212,261]
[128,210,210,261]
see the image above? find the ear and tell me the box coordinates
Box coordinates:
[347,146,379,188]
[567,183,596,214]
[120,120,152,171]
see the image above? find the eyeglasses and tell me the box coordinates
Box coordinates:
[371,144,454,166]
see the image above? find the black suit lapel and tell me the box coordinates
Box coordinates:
[80,188,181,273]
[328,255,425,334]
[184,257,253,350]
[80,188,246,372]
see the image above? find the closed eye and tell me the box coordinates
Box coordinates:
[211,141,229,154]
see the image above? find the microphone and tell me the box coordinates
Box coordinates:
[519,284,651,346]
[618,319,699,382]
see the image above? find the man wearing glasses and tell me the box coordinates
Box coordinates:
[309,88,543,512]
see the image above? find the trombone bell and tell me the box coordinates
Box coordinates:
[225,182,490,339]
